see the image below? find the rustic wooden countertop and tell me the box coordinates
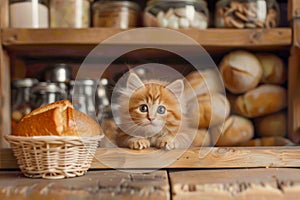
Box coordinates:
[1,168,300,200]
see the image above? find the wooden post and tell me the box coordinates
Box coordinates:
[289,0,300,22]
[288,47,300,143]
[0,0,10,148]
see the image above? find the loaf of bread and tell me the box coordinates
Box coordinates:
[256,53,286,84]
[13,100,101,137]
[191,129,211,147]
[219,50,263,94]
[240,137,294,146]
[189,93,230,128]
[184,69,223,98]
[235,84,287,118]
[254,111,287,137]
[211,115,254,147]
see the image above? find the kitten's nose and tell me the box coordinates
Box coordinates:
[148,117,155,122]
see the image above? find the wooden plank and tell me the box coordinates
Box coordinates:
[1,28,291,47]
[0,32,10,148]
[288,47,300,143]
[289,0,300,20]
[293,19,300,47]
[169,168,300,200]
[0,0,9,28]
[2,147,300,169]
[0,170,170,200]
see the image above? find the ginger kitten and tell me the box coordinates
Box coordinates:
[114,73,197,150]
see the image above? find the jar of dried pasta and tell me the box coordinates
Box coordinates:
[215,0,280,28]
[92,0,140,29]
[50,0,91,28]
[144,0,209,29]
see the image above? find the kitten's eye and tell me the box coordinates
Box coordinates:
[157,105,166,114]
[139,104,148,112]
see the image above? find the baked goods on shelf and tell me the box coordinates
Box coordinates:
[216,50,288,147]
[256,53,286,84]
[240,136,294,146]
[219,50,263,94]
[234,84,287,118]
[189,93,230,128]
[254,111,287,137]
[13,100,101,137]
[211,115,254,147]
[6,100,102,179]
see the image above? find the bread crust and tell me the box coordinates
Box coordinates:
[235,84,287,118]
[219,50,263,94]
[13,100,101,137]
[211,115,254,146]
[190,93,230,128]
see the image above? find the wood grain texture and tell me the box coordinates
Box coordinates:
[169,168,300,200]
[289,0,300,20]
[0,0,9,28]
[288,47,300,143]
[294,19,300,47]
[1,28,291,46]
[0,31,10,148]
[0,170,170,200]
[2,147,300,169]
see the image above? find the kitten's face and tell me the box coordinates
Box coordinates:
[118,73,184,137]
[128,83,181,134]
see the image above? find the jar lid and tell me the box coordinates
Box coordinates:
[9,0,49,5]
[93,0,140,11]
[32,82,64,94]
[147,0,207,7]
[43,63,72,83]
[12,78,38,88]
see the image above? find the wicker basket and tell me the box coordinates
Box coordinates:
[5,135,102,179]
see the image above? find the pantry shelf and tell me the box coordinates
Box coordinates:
[1,147,300,169]
[1,28,292,56]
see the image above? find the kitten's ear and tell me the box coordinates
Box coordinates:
[166,79,184,98]
[127,73,144,91]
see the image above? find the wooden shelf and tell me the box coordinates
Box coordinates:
[2,147,300,169]
[1,28,292,57]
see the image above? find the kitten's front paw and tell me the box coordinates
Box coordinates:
[155,136,175,150]
[128,138,150,150]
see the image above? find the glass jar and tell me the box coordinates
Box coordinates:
[11,78,38,123]
[215,0,280,28]
[96,78,113,122]
[43,63,73,95]
[71,79,97,120]
[92,0,140,29]
[144,0,209,29]
[31,82,67,109]
[9,0,49,28]
[50,0,91,28]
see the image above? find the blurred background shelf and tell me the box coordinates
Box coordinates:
[1,28,292,57]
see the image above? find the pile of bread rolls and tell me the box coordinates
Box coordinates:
[185,50,294,147]
[218,50,293,146]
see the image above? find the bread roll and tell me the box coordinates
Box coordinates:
[192,129,211,147]
[235,84,287,118]
[256,53,286,84]
[254,111,287,137]
[240,137,294,146]
[219,50,263,94]
[211,115,254,147]
[189,93,230,128]
[184,69,223,99]
[13,100,101,137]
